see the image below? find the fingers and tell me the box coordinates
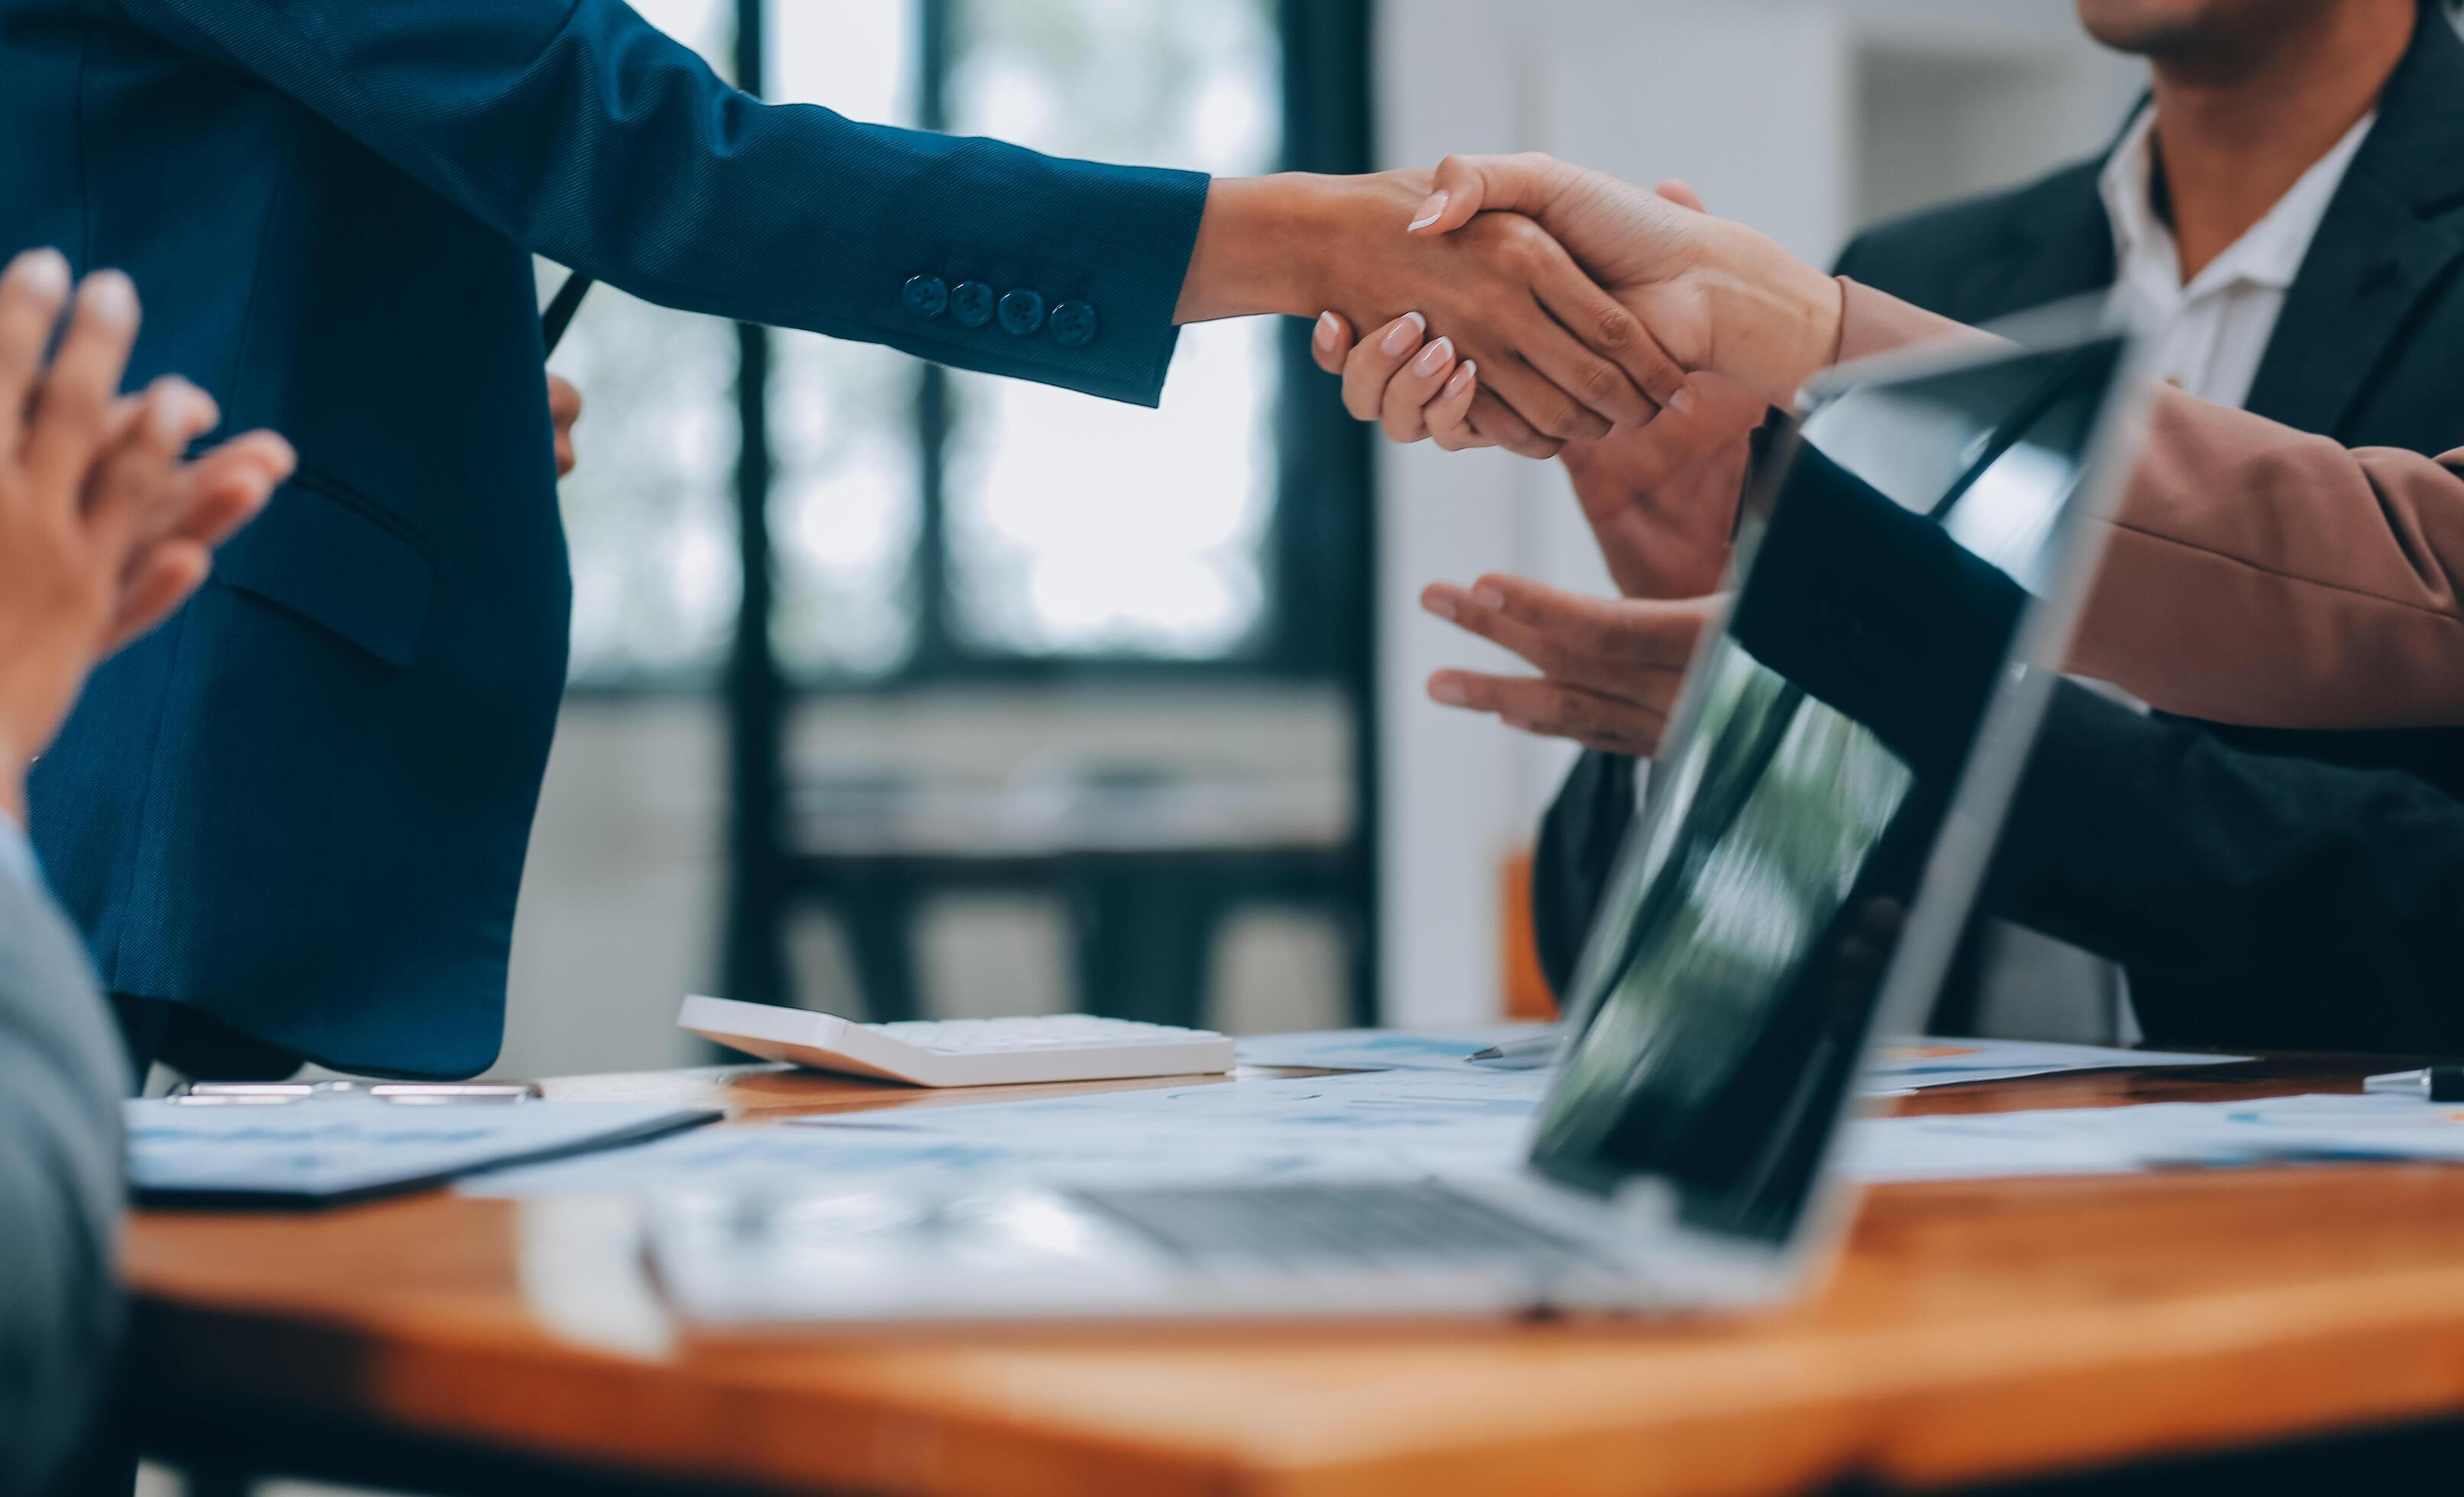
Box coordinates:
[98,429,289,654]
[1654,179,1707,214]
[1407,152,1578,236]
[1342,312,1426,424]
[1523,233,1684,419]
[548,374,582,478]
[1381,332,1461,444]
[83,376,219,548]
[102,543,211,655]
[1476,573,1711,671]
[1423,578,1694,700]
[1427,669,1667,758]
[154,431,292,549]
[23,270,140,508]
[0,248,73,454]
[1310,311,1357,376]
[1424,361,1485,451]
[1474,354,1611,446]
[1462,390,1561,460]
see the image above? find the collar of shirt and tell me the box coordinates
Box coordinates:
[2100,103,2375,310]
[2097,104,2375,404]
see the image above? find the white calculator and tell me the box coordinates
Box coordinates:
[677,994,1235,1088]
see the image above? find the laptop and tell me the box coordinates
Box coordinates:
[650,323,2139,1325]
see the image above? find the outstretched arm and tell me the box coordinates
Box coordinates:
[1390,152,2464,730]
[118,0,1680,431]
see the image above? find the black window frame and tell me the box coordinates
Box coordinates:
[715,0,1380,1023]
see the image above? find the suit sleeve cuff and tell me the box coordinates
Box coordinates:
[869,137,1212,409]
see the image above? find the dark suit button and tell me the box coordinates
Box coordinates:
[1051,301,1100,348]
[903,275,949,319]
[998,289,1047,335]
[951,280,996,328]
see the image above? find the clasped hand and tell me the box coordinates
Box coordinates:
[1307,162,1835,756]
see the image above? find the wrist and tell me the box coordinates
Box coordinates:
[1177,174,1333,324]
[1700,221,1844,406]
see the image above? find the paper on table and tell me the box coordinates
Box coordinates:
[1846,1092,2464,1182]
[1235,1027,2245,1091]
[1865,1038,2246,1091]
[471,1069,1547,1199]
[1232,1025,1555,1073]
[130,1098,719,1204]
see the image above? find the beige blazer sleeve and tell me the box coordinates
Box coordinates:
[1837,279,2464,729]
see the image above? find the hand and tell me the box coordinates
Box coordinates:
[1314,179,1742,461]
[547,373,583,477]
[1556,373,1765,601]
[1403,154,1846,409]
[1177,172,1687,454]
[1318,272,1765,601]
[0,249,292,819]
[1421,573,1716,758]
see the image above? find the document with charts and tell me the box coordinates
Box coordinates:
[470,1070,1547,1198]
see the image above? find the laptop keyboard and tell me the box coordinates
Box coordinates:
[1068,1181,1607,1271]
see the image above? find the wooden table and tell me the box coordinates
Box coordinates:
[124,1055,2464,1496]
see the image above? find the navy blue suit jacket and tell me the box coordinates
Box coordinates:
[2,0,1209,1076]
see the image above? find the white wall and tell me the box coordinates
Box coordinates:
[1372,0,2142,1027]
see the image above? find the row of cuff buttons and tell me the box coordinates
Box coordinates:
[903,276,1100,348]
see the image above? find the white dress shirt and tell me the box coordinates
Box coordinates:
[2099,104,2376,406]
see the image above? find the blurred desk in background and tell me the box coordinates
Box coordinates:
[126,1056,2464,1496]
[774,768,1361,1028]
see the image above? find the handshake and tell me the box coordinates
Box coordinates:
[1213,155,1852,755]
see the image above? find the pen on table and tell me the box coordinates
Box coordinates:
[1466,1035,1562,1069]
[2362,1065,2464,1101]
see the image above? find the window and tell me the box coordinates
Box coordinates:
[544,0,742,686]
[935,0,1284,663]
[541,1,1375,1023]
[555,0,1320,688]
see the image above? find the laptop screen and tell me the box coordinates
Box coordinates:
[1526,334,2130,1245]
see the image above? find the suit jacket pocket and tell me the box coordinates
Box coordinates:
[212,466,436,669]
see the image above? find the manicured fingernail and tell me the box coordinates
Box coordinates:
[1474,584,1506,610]
[1413,337,1453,377]
[1314,311,1339,348]
[9,247,69,298]
[1381,314,1424,356]
[148,382,205,442]
[1422,591,1457,621]
[1668,383,1697,415]
[1431,677,1468,706]
[1407,190,1450,231]
[82,270,136,326]
[1445,361,1477,399]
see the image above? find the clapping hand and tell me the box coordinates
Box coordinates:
[0,249,292,818]
[1422,577,1717,758]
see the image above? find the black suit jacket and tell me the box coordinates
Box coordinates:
[1536,0,2464,1040]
